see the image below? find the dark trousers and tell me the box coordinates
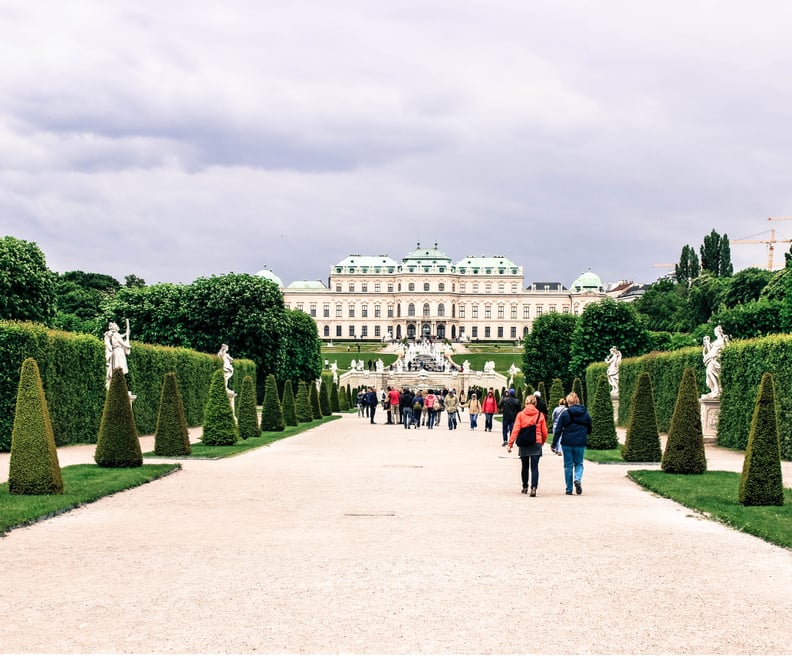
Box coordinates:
[520,455,541,489]
[369,405,377,423]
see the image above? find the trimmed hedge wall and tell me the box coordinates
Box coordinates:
[0,321,256,451]
[585,333,792,460]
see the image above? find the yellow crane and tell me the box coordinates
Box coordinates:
[730,220,792,270]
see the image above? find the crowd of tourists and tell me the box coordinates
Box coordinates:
[355,384,592,499]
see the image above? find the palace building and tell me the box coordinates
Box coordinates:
[257,243,606,343]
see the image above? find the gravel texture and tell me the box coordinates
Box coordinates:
[1,414,791,655]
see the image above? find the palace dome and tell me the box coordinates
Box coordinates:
[570,269,603,292]
[255,267,284,287]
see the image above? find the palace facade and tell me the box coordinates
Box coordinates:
[258,243,606,343]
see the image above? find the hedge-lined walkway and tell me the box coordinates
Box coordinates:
[1,416,791,655]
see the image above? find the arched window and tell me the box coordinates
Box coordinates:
[408,303,415,316]
[323,325,330,336]
[423,303,431,317]
[437,303,445,316]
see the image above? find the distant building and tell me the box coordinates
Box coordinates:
[258,243,607,342]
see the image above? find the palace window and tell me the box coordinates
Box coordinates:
[349,284,355,292]
[323,325,330,336]
[536,305,543,315]
[438,283,445,292]
[497,305,504,319]
[387,305,393,317]
[472,326,478,338]
[472,283,479,293]
[361,304,368,318]
[460,283,466,293]
[437,303,445,316]
[423,282,430,292]
[408,303,416,316]
[362,283,368,293]
[485,283,492,293]
[374,325,381,337]
[374,305,381,318]
[323,305,330,317]
[497,326,503,338]
[510,327,517,338]
[361,326,368,337]
[349,325,355,336]
[484,305,491,319]
[498,283,505,294]
[387,283,393,293]
[296,303,303,311]
[336,284,342,292]
[523,305,530,318]
[472,305,479,318]
[375,283,381,292]
[349,305,355,317]
[408,283,415,292]
[336,325,342,336]
[484,326,491,338]
[549,305,556,313]
[423,303,430,317]
[309,304,316,317]
[336,304,342,317]
[459,305,466,318]
[511,305,518,319]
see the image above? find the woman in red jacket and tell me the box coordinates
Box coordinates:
[507,394,548,496]
[481,389,498,432]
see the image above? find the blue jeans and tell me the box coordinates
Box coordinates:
[448,412,457,429]
[484,413,494,431]
[563,446,586,493]
[521,455,541,489]
[427,410,437,429]
[469,413,478,429]
[502,419,515,443]
[402,408,412,428]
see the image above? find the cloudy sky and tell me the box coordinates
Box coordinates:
[3,0,792,290]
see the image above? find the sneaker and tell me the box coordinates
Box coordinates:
[501,441,507,447]
[521,487,528,494]
[566,491,573,495]
[530,487,536,497]
[574,480,582,495]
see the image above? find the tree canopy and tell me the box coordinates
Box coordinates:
[521,312,577,389]
[0,236,56,324]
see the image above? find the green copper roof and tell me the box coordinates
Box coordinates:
[570,269,604,291]
[402,242,452,264]
[255,267,284,287]
[284,280,329,290]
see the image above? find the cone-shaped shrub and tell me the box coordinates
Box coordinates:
[537,381,547,403]
[662,368,706,474]
[525,384,534,397]
[237,375,261,439]
[201,369,238,446]
[346,385,353,409]
[588,374,618,450]
[96,368,143,466]
[330,382,341,413]
[154,372,191,456]
[295,382,313,422]
[282,379,299,426]
[516,386,523,404]
[572,377,585,406]
[319,380,331,418]
[739,373,785,506]
[261,373,285,432]
[338,384,349,411]
[622,372,661,462]
[309,381,322,419]
[9,358,63,495]
[548,378,565,412]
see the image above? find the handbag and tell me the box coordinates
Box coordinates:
[515,424,536,448]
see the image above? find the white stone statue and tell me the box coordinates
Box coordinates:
[605,346,622,396]
[104,320,131,389]
[703,325,729,398]
[350,360,357,371]
[483,360,495,373]
[330,360,339,383]
[508,363,521,386]
[218,344,234,392]
[462,360,471,373]
[375,359,384,372]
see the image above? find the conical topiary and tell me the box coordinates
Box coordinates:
[8,358,63,495]
[662,368,706,474]
[516,386,524,404]
[572,377,585,406]
[96,368,143,467]
[309,380,322,419]
[330,382,341,413]
[154,372,191,456]
[622,371,661,462]
[237,375,261,439]
[338,384,349,411]
[261,373,285,432]
[319,380,331,418]
[588,374,618,450]
[537,381,547,404]
[525,384,535,397]
[295,382,313,422]
[282,379,299,426]
[739,373,784,506]
[548,378,565,413]
[201,369,238,446]
[346,384,353,410]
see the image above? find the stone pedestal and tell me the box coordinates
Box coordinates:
[128,392,137,406]
[610,394,619,423]
[700,396,720,444]
[226,389,238,424]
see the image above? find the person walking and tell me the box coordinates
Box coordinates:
[482,389,498,432]
[424,390,437,429]
[366,386,379,425]
[499,388,522,447]
[400,387,414,429]
[552,392,592,495]
[388,385,401,425]
[550,398,567,455]
[466,392,481,430]
[444,389,459,430]
[411,390,425,429]
[507,394,548,496]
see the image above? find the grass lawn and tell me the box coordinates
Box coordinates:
[145,415,342,459]
[0,463,179,536]
[629,469,792,549]
[585,444,634,463]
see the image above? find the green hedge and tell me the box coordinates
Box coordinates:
[0,322,256,451]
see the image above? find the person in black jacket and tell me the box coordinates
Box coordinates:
[552,391,592,495]
[365,386,379,424]
[499,388,522,447]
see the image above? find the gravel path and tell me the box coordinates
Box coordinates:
[1,414,791,655]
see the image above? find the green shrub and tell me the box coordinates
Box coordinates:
[537,381,547,403]
[282,379,298,426]
[95,368,143,467]
[201,369,238,446]
[295,382,313,422]
[8,358,63,495]
[261,374,285,432]
[319,380,331,418]
[153,372,191,456]
[622,372,662,462]
[309,381,322,419]
[338,383,349,411]
[572,377,585,406]
[739,373,785,506]
[662,368,706,474]
[588,374,618,450]
[548,378,565,412]
[237,375,260,439]
[330,382,341,413]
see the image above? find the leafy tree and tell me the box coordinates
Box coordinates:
[683,273,730,328]
[237,375,261,439]
[280,308,322,385]
[8,357,63,495]
[95,368,143,466]
[522,312,577,389]
[739,373,784,506]
[569,298,650,379]
[0,236,56,324]
[154,372,191,456]
[588,374,618,450]
[721,267,772,308]
[308,380,322,419]
[261,373,285,432]
[700,229,733,277]
[661,368,706,474]
[760,265,792,300]
[675,244,700,284]
[281,379,299,426]
[622,372,662,462]
[711,299,784,339]
[295,382,314,422]
[52,271,120,333]
[104,282,190,346]
[201,369,238,446]
[124,274,146,288]
[632,279,691,332]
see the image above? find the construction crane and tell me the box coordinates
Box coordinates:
[731,223,792,270]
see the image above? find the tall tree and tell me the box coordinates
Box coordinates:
[280,308,322,385]
[522,312,577,389]
[700,229,733,277]
[0,236,57,324]
[675,244,700,284]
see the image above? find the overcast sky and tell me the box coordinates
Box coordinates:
[3,1,792,290]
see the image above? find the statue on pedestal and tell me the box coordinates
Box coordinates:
[605,346,622,396]
[703,325,729,398]
[104,320,131,389]
[218,344,234,392]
